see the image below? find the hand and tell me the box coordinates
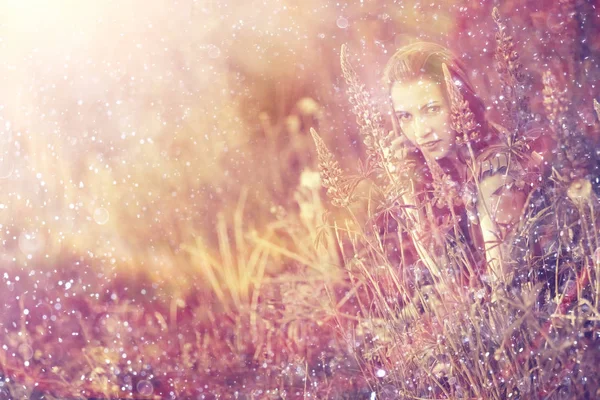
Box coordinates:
[389,130,413,161]
[478,174,526,236]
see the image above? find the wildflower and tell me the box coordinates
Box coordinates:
[340,45,397,181]
[310,128,353,207]
[542,71,569,135]
[492,8,525,88]
[492,7,530,132]
[566,178,592,205]
[442,63,479,144]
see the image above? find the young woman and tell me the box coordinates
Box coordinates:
[382,42,529,291]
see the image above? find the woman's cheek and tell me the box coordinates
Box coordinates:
[400,126,417,145]
[430,114,451,133]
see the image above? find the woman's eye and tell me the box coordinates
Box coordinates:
[426,105,441,114]
[397,113,411,122]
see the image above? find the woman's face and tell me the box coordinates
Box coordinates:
[390,78,456,160]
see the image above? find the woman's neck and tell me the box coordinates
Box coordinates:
[450,155,468,182]
[436,152,468,184]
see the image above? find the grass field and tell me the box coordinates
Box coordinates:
[1,1,600,399]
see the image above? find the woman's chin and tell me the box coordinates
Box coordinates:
[424,148,449,160]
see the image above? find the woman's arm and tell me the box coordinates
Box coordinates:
[477,170,527,285]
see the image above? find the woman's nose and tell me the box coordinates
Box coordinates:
[413,118,433,139]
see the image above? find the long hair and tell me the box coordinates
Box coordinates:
[383,42,492,271]
[383,42,494,160]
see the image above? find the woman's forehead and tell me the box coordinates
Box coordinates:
[390,79,445,111]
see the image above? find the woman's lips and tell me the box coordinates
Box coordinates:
[420,140,441,149]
